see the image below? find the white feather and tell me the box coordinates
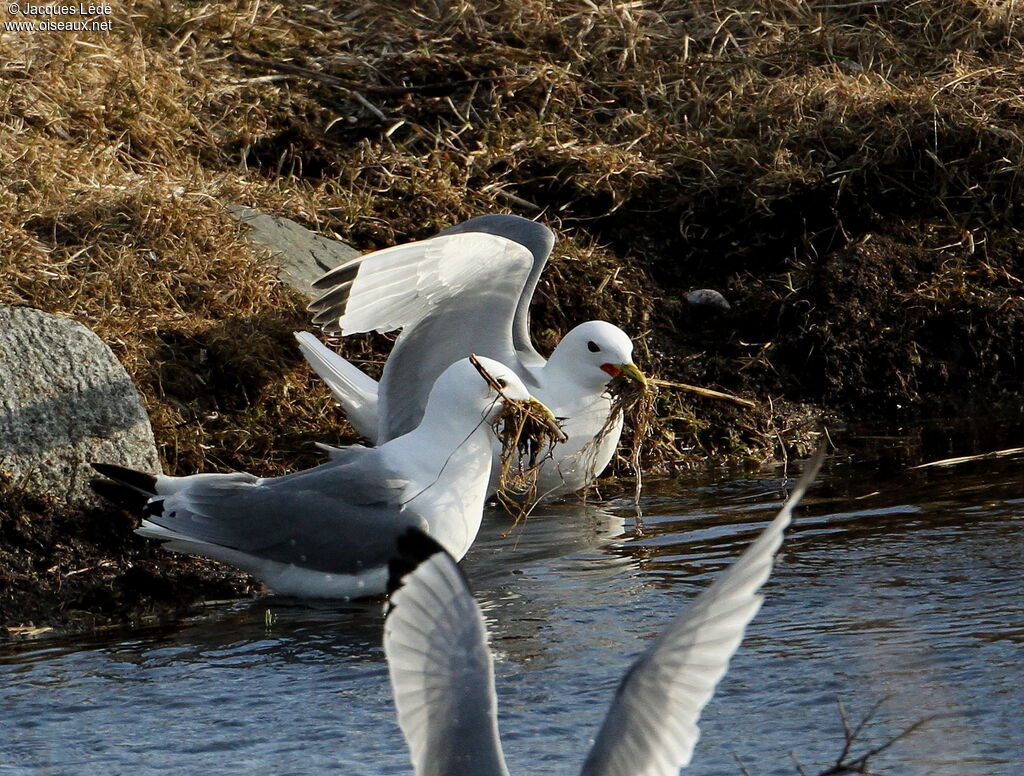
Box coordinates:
[294,331,380,442]
[579,451,824,776]
[385,551,509,776]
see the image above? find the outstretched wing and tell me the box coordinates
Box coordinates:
[384,529,510,776]
[308,216,553,440]
[435,214,554,368]
[580,451,824,776]
[310,230,533,349]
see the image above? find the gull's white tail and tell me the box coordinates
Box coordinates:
[294,331,380,442]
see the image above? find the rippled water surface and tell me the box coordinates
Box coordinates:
[2,428,1022,775]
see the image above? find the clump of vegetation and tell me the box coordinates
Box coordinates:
[2,0,1022,484]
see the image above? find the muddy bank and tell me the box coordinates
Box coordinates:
[0,478,256,638]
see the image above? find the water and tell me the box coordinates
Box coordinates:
[1,428,1021,775]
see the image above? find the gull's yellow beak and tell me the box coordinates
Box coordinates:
[600,362,648,387]
[528,397,568,443]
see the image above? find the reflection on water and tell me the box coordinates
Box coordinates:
[0,424,1021,775]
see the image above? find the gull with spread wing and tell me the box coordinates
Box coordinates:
[299,214,647,498]
[90,357,546,599]
[383,451,823,776]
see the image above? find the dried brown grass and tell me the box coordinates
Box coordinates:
[2,0,1022,476]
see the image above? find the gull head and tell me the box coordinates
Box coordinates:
[427,355,533,426]
[552,320,647,391]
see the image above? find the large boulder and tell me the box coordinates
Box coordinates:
[227,205,360,298]
[0,306,160,507]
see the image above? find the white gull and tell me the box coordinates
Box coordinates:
[90,357,540,599]
[299,214,647,498]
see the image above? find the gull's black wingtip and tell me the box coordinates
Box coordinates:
[312,262,359,291]
[89,463,159,514]
[386,527,448,599]
[89,478,150,513]
[89,463,158,494]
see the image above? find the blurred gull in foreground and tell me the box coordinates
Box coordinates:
[383,451,823,775]
[90,357,547,598]
[298,214,647,497]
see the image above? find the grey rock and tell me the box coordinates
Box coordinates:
[0,306,160,507]
[227,205,360,298]
[684,289,732,311]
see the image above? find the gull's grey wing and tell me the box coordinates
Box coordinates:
[384,529,510,776]
[436,215,554,367]
[580,451,824,776]
[313,441,373,463]
[308,217,554,440]
[375,287,536,441]
[143,454,419,575]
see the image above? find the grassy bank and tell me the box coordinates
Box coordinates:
[2,1,1022,630]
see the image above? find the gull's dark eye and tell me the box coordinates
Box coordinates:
[587,340,601,353]
[496,378,508,388]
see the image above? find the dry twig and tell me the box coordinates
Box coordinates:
[810,697,937,776]
[469,355,566,521]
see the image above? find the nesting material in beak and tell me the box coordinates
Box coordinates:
[469,355,567,515]
[615,362,648,387]
[601,362,648,386]
[589,362,656,501]
[604,363,653,420]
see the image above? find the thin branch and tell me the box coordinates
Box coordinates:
[910,446,1024,469]
[812,696,937,776]
[650,377,757,408]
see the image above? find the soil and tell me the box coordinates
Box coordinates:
[0,478,257,638]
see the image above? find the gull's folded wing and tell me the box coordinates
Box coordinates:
[384,529,510,776]
[136,456,415,576]
[580,451,824,776]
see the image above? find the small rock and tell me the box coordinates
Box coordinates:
[0,306,160,507]
[684,289,732,311]
[227,205,360,298]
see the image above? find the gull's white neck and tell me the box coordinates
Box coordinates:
[382,408,496,559]
[535,353,607,405]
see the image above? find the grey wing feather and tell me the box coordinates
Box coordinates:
[436,214,554,367]
[314,441,372,463]
[376,289,524,441]
[385,549,510,776]
[580,450,824,776]
[308,218,551,441]
[146,456,416,575]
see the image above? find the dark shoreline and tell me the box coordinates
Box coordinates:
[4,413,1023,640]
